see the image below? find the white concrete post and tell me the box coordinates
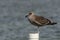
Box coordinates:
[29,33,39,40]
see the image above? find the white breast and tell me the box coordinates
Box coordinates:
[28,15,35,21]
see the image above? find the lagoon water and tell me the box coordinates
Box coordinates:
[0,0,60,40]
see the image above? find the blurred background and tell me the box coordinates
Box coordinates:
[0,0,60,40]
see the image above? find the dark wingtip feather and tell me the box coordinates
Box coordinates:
[51,22,57,25]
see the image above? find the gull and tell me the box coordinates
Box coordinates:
[25,12,57,33]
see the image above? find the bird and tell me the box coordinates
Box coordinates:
[25,12,57,28]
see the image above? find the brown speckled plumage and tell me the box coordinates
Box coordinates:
[25,12,57,27]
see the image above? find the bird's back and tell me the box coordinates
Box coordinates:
[27,14,57,27]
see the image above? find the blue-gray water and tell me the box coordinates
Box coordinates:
[0,0,60,40]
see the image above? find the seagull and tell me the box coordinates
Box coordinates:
[25,12,57,32]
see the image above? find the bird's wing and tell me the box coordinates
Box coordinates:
[34,16,50,25]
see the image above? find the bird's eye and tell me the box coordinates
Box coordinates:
[29,13,32,15]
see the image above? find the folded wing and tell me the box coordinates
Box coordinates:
[33,16,51,25]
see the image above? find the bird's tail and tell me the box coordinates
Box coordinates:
[50,22,57,25]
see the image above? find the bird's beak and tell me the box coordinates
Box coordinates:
[25,15,28,18]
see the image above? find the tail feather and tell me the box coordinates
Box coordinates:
[50,22,57,25]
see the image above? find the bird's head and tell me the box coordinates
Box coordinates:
[25,12,34,18]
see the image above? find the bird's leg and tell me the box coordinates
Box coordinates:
[37,26,40,34]
[37,26,40,39]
